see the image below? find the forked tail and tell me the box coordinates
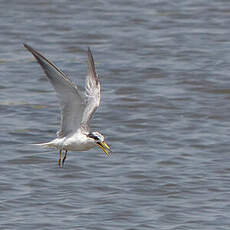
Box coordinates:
[33,142,55,148]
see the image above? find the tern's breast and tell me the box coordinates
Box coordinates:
[62,133,96,151]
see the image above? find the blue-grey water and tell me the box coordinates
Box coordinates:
[1,0,230,229]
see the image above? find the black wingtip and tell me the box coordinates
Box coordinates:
[23,43,37,55]
[87,47,94,64]
[23,44,45,62]
[23,43,30,50]
[87,47,93,57]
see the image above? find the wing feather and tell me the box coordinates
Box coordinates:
[24,44,86,137]
[81,47,101,131]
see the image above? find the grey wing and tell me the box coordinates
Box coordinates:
[81,47,101,131]
[24,44,86,137]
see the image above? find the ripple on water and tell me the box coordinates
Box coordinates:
[1,0,230,229]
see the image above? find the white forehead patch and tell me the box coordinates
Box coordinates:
[92,132,104,141]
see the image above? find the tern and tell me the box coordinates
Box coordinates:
[24,44,111,167]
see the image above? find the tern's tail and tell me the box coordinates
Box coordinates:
[33,141,55,148]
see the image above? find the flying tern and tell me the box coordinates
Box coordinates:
[24,44,111,166]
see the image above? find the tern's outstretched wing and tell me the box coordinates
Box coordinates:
[24,44,86,137]
[81,48,101,131]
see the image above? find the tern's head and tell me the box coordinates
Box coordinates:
[87,131,111,156]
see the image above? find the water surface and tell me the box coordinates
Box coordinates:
[1,0,230,229]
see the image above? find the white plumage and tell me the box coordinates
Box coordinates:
[24,44,111,166]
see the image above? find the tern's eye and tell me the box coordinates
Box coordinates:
[88,133,94,139]
[88,133,99,141]
[94,136,99,141]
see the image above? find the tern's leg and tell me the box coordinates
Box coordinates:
[62,150,68,166]
[58,149,62,167]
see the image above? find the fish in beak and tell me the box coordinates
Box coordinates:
[97,141,111,156]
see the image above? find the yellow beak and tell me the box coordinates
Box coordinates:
[97,141,111,156]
